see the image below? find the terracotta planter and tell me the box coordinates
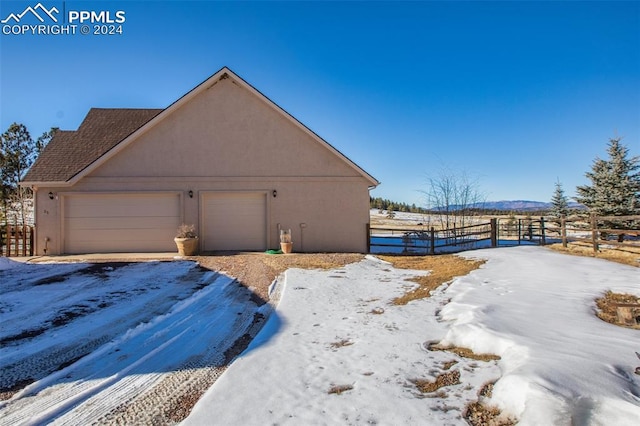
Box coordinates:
[174,237,199,256]
[280,242,293,254]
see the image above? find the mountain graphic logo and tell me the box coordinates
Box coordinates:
[1,3,59,24]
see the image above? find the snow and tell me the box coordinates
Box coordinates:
[0,260,266,424]
[2,247,639,424]
[184,247,640,425]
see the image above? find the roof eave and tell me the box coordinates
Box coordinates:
[19,180,72,188]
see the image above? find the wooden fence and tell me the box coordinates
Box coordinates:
[369,214,639,255]
[368,219,498,254]
[544,214,640,252]
[1,224,35,257]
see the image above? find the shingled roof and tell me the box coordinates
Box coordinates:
[23,108,162,183]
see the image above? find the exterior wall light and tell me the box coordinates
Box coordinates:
[48,192,54,200]
[188,190,194,198]
[272,190,277,198]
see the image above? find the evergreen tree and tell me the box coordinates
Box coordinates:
[36,127,58,154]
[575,138,640,217]
[550,180,569,220]
[1,123,37,224]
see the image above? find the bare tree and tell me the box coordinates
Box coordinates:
[421,168,486,231]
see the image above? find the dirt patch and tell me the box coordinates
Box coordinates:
[464,401,517,426]
[411,370,461,394]
[33,275,67,286]
[0,327,48,346]
[329,339,354,349]
[328,384,353,395]
[377,255,485,305]
[193,253,364,302]
[595,291,640,329]
[548,243,640,267]
[427,343,501,362]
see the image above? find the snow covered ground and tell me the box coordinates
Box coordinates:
[2,247,639,425]
[0,258,269,425]
[185,247,640,425]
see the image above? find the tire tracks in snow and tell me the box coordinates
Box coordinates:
[0,263,212,397]
[0,272,269,425]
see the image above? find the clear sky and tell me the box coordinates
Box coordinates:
[1,0,638,206]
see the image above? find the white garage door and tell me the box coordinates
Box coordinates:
[202,192,266,251]
[64,193,181,254]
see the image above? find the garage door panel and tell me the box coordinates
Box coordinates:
[203,192,266,251]
[66,216,180,231]
[64,193,180,253]
[66,228,176,242]
[67,238,174,254]
[65,196,179,218]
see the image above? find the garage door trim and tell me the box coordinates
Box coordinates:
[199,190,270,252]
[60,191,183,254]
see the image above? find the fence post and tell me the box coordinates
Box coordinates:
[29,226,34,256]
[490,218,497,247]
[430,227,435,255]
[22,225,27,256]
[7,224,12,257]
[540,217,546,245]
[517,219,521,245]
[591,213,599,252]
[366,223,370,254]
[561,216,567,248]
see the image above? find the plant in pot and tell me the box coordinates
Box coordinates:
[174,224,198,256]
[280,229,292,254]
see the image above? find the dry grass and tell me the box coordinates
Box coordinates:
[478,381,495,398]
[548,242,640,267]
[428,343,501,362]
[464,401,517,426]
[329,339,354,349]
[377,255,486,305]
[411,370,460,394]
[595,290,640,329]
[194,253,364,302]
[442,360,458,370]
[328,384,353,395]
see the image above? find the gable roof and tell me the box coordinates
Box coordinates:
[21,67,379,187]
[23,108,162,183]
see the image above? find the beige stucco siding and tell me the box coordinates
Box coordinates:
[89,79,357,179]
[30,71,375,255]
[34,177,370,255]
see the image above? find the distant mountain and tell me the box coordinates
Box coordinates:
[468,200,585,211]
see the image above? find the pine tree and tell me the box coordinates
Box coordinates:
[1,123,37,224]
[550,180,569,220]
[36,127,58,154]
[575,138,640,217]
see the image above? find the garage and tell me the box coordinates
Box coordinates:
[63,193,181,254]
[202,192,267,251]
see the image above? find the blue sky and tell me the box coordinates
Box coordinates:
[1,1,638,206]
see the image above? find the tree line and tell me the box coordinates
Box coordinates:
[549,138,639,231]
[1,123,57,225]
[373,137,638,234]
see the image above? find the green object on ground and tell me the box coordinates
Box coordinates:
[265,249,283,255]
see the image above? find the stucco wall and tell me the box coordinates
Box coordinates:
[32,76,374,255]
[35,178,370,254]
[90,78,359,179]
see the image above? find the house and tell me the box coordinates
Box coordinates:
[21,67,379,255]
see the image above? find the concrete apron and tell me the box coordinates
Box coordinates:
[8,253,181,263]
